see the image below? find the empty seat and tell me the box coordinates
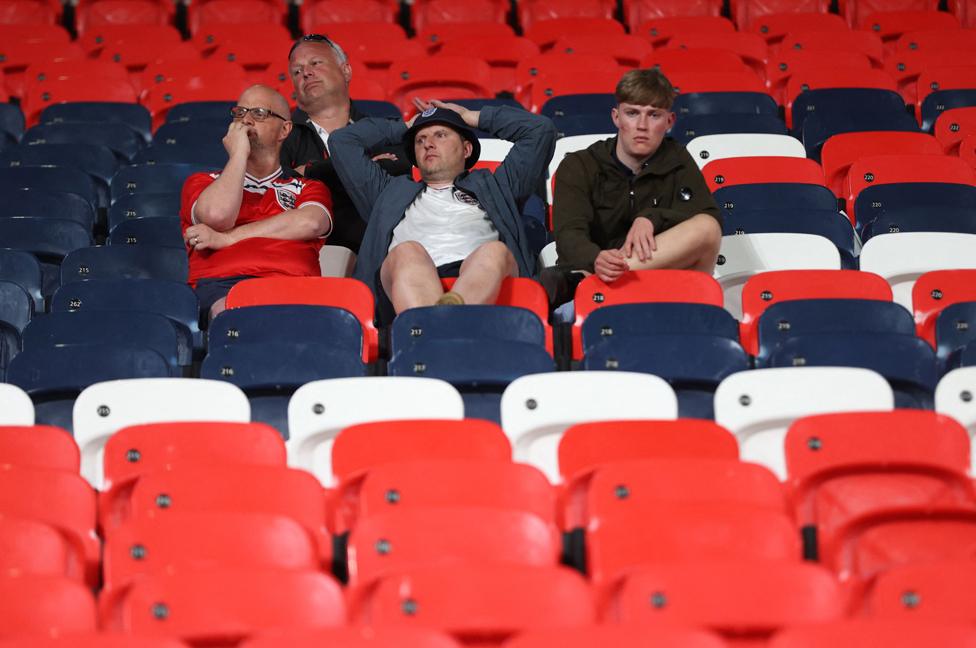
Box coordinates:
[769,619,976,648]
[916,64,976,124]
[854,182,976,235]
[240,627,460,648]
[0,143,119,212]
[387,56,492,114]
[685,134,805,170]
[787,84,902,135]
[2,188,96,233]
[861,204,976,242]
[505,626,727,648]
[701,157,825,193]
[22,121,142,165]
[721,208,857,267]
[671,114,786,145]
[866,560,976,622]
[935,367,976,472]
[820,131,943,197]
[633,15,735,48]
[0,636,190,647]
[0,384,34,425]
[0,517,72,579]
[714,182,839,215]
[111,163,209,203]
[0,575,96,637]
[106,192,180,231]
[780,28,884,67]
[0,217,93,298]
[60,245,189,285]
[715,367,895,478]
[0,424,77,471]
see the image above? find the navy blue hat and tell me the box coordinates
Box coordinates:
[403,106,481,169]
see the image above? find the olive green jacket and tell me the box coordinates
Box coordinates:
[552,136,721,272]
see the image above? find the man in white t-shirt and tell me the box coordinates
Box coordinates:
[330,99,555,317]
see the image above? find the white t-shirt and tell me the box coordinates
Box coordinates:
[389,185,499,267]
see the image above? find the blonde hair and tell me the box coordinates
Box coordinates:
[614,68,677,109]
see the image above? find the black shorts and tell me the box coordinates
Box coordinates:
[194,275,255,315]
[436,260,463,279]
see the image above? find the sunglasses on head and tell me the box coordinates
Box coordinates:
[289,33,337,58]
[230,106,289,122]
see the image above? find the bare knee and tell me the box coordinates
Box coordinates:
[470,240,517,276]
[385,241,431,271]
[696,214,722,254]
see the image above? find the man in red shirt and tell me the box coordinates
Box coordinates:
[181,84,333,320]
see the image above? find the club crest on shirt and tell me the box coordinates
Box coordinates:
[421,106,437,117]
[453,188,480,206]
[275,187,298,210]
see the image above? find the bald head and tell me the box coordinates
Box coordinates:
[238,84,290,120]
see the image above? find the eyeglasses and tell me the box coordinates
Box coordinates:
[230,106,289,122]
[289,33,337,58]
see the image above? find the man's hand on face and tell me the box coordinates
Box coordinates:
[622,216,657,263]
[594,249,630,283]
[185,223,233,251]
[223,120,251,159]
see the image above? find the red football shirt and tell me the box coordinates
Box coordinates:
[180,168,332,287]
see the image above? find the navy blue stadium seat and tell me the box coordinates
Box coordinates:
[960,340,976,367]
[39,102,152,144]
[452,98,524,111]
[766,332,939,409]
[110,163,210,204]
[3,188,96,231]
[0,166,98,213]
[22,123,144,163]
[0,104,25,144]
[132,145,226,167]
[0,249,43,312]
[756,299,916,366]
[60,245,189,285]
[51,278,201,356]
[722,208,857,267]
[0,217,93,298]
[861,205,976,242]
[582,334,750,419]
[580,303,739,356]
[107,192,181,230]
[0,143,120,210]
[551,113,616,137]
[920,89,976,132]
[165,101,236,123]
[390,305,546,357]
[152,118,227,140]
[108,217,183,248]
[142,120,229,167]
[802,111,920,161]
[853,183,976,233]
[791,88,908,139]
[541,93,615,120]
[672,92,778,117]
[201,341,366,438]
[669,113,788,145]
[209,304,364,356]
[23,310,187,373]
[936,302,976,370]
[714,182,839,214]
[0,320,19,379]
[0,279,33,334]
[6,343,170,431]
[354,100,404,119]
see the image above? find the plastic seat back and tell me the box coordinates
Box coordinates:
[0,575,96,636]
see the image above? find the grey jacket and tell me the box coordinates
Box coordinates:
[329,105,557,305]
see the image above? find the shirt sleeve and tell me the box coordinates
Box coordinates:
[297,177,334,238]
[180,172,218,231]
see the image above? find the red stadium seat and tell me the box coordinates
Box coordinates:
[241,627,461,648]
[0,425,79,472]
[785,68,898,129]
[528,67,624,113]
[211,35,294,85]
[739,270,893,356]
[857,8,958,54]
[820,131,943,197]
[841,0,939,27]
[749,10,848,44]
[518,0,616,32]
[305,21,406,47]
[514,53,619,108]
[572,270,725,361]
[79,23,182,57]
[549,34,651,69]
[912,269,976,346]
[0,467,98,584]
[300,0,398,30]
[770,619,976,648]
[785,411,975,583]
[633,15,735,48]
[0,38,84,100]
[506,626,728,648]
[348,564,595,640]
[75,0,173,35]
[917,65,976,122]
[0,517,72,579]
[602,563,844,639]
[950,0,976,26]
[0,636,190,648]
[0,0,61,23]
[667,68,768,94]
[865,561,976,621]
[701,156,826,193]
[387,56,493,114]
[645,48,755,76]
[779,28,884,68]
[766,51,873,105]
[0,575,96,636]
[438,33,538,95]
[733,0,831,31]
[191,22,291,56]
[20,63,137,126]
[98,421,287,531]
[225,276,379,363]
[347,508,561,586]
[140,59,249,128]
[624,0,722,33]
[346,38,428,87]
[844,153,976,227]
[665,31,768,78]
[523,16,625,50]
[418,20,513,51]
[935,106,976,155]
[99,570,345,641]
[412,0,508,32]
[961,132,976,168]
[187,0,285,35]
[895,26,976,52]
[886,46,976,104]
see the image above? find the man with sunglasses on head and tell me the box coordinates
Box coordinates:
[181,84,332,320]
[282,33,410,254]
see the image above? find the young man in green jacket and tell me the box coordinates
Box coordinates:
[551,68,722,291]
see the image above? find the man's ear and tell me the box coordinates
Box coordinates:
[463,140,473,159]
[611,106,620,129]
[666,111,676,129]
[279,119,293,142]
[341,62,352,85]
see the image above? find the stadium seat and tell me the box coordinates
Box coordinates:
[664,31,768,78]
[722,208,857,267]
[72,377,249,489]
[348,564,595,638]
[20,77,138,130]
[714,183,839,215]
[0,466,99,583]
[0,516,74,579]
[99,569,344,641]
[103,512,318,591]
[866,560,976,621]
[436,33,537,95]
[916,65,976,123]
[0,575,96,636]
[859,232,976,310]
[0,424,76,472]
[110,163,209,203]
[0,167,98,221]
[288,377,464,486]
[633,15,734,47]
[771,619,976,647]
[0,279,32,335]
[164,100,235,124]
[767,50,874,106]
[803,111,922,164]
[300,0,398,30]
[685,134,805,170]
[582,335,749,419]
[0,35,84,101]
[572,270,725,361]
[523,65,623,114]
[934,303,976,369]
[935,366,976,468]
[107,217,182,248]
[0,249,42,317]
[934,106,976,154]
[715,367,895,478]
[886,43,976,106]
[672,91,778,118]
[387,56,493,115]
[670,114,788,146]
[785,410,974,579]
[391,305,546,357]
[602,562,843,638]
[500,372,678,482]
[140,60,250,127]
[210,303,363,360]
[860,204,976,242]
[749,9,848,43]
[23,119,143,166]
[854,181,976,236]
[241,627,460,648]
[855,8,956,47]
[1,142,119,211]
[740,269,894,356]
[60,245,189,286]
[142,121,229,167]
[2,189,95,236]
[701,157,825,193]
[920,88,976,133]
[733,0,831,30]
[780,28,884,67]
[0,383,33,425]
[821,131,942,197]
[412,0,508,32]
[787,83,902,136]
[0,636,191,648]
[714,233,842,320]
[39,102,151,144]
[551,33,651,69]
